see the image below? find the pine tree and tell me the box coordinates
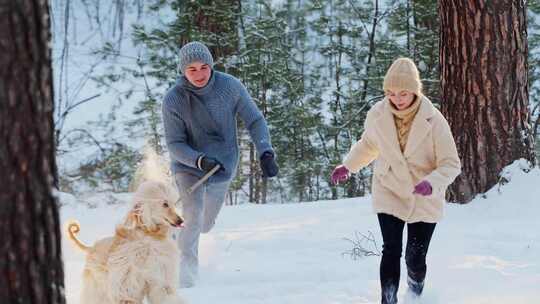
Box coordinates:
[528,0,540,160]
[386,0,439,100]
[309,0,388,199]
[439,0,536,203]
[86,0,241,193]
[233,1,308,203]
[0,1,66,302]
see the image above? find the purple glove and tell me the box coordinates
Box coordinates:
[413,180,432,196]
[331,165,350,185]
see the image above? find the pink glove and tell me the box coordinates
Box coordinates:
[413,180,432,196]
[331,165,350,185]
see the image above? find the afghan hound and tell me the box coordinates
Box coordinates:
[66,181,186,304]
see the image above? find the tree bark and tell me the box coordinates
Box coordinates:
[249,143,255,203]
[439,0,536,203]
[0,1,65,303]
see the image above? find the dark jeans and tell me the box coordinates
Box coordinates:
[378,213,436,304]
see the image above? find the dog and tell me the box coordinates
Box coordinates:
[66,181,186,304]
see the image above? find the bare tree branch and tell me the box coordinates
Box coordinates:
[63,94,101,118]
[342,230,381,260]
[328,95,382,131]
[57,128,106,154]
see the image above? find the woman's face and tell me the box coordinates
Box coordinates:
[184,61,211,88]
[387,90,416,110]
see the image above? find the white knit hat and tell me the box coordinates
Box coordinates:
[178,41,214,74]
[383,58,423,96]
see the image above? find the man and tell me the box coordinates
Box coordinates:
[162,41,279,288]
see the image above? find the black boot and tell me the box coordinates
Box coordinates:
[407,275,424,296]
[381,284,398,304]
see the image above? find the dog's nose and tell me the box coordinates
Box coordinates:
[175,217,184,227]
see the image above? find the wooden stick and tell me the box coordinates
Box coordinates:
[175,165,221,206]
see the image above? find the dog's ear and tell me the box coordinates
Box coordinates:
[135,201,160,233]
[133,203,142,214]
[117,203,143,235]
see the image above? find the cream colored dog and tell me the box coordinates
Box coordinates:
[67,181,186,304]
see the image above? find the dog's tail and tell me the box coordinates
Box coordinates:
[65,220,91,252]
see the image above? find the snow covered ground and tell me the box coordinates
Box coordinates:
[60,160,540,303]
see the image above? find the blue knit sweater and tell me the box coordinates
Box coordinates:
[162,70,274,183]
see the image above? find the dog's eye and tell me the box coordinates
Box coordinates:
[162,202,169,208]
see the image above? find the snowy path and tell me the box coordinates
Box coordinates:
[61,163,540,303]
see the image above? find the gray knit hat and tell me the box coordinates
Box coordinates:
[178,41,214,74]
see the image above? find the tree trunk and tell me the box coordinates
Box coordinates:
[249,143,255,203]
[261,178,268,204]
[439,0,536,203]
[0,1,65,303]
[254,174,261,204]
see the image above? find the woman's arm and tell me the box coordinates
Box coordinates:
[423,115,462,196]
[343,113,379,172]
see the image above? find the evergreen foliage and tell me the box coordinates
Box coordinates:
[55,0,540,199]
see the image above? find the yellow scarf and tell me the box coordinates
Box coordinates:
[390,97,421,152]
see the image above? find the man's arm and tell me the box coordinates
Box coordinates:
[162,97,203,169]
[236,81,274,156]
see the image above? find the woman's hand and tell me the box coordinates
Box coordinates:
[331,165,350,185]
[413,180,432,196]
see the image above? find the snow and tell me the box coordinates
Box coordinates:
[60,160,540,303]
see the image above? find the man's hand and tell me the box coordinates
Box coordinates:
[198,156,224,173]
[260,151,279,178]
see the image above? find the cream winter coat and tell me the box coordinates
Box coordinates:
[343,96,461,223]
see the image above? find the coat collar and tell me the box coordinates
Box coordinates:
[374,95,436,161]
[404,95,435,157]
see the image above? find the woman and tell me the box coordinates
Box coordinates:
[331,58,461,303]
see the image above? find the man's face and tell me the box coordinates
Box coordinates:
[184,62,211,88]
